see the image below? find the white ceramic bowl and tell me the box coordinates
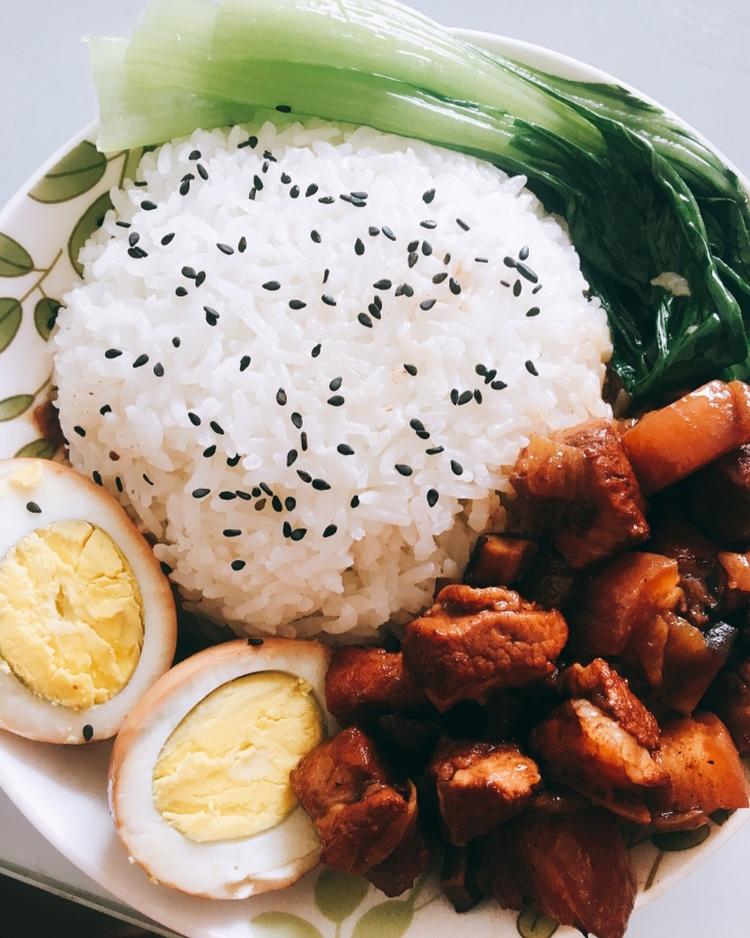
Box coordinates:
[0,27,746,938]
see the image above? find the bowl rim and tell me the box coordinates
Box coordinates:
[0,22,747,932]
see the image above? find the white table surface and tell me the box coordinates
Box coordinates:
[2,1,750,935]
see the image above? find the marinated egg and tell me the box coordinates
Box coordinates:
[0,458,176,743]
[109,638,333,899]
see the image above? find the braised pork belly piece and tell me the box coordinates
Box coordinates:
[290,726,417,875]
[429,739,541,845]
[402,584,568,711]
[464,533,538,588]
[325,648,427,724]
[690,443,750,542]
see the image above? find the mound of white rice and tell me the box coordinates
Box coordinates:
[55,118,611,638]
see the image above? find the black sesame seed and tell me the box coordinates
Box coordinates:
[400,364,417,377]
[192,488,210,499]
[525,359,540,376]
[513,280,522,297]
[153,362,165,378]
[420,299,436,311]
[337,443,354,455]
[248,188,256,200]
[373,295,382,310]
[115,476,123,493]
[204,306,220,326]
[26,501,42,514]
[254,499,267,511]
[354,238,365,256]
[290,528,307,541]
[224,529,242,537]
[252,487,262,498]
[474,388,483,403]
[141,200,157,211]
[289,299,307,310]
[449,278,461,296]
[236,490,251,503]
[276,104,292,113]
[262,280,280,291]
[475,364,487,376]
[408,252,418,268]
[92,471,102,486]
[99,404,112,416]
[484,368,498,383]
[311,343,322,358]
[329,376,343,392]
[282,521,292,538]
[240,355,252,372]
[259,483,272,497]
[217,242,234,255]
[281,173,292,185]
[289,185,300,199]
[297,469,311,483]
[532,284,543,295]
[427,488,439,507]
[444,252,451,264]
[105,348,122,360]
[394,284,414,298]
[492,379,508,390]
[420,220,437,230]
[409,418,425,433]
[291,412,303,429]
[254,175,264,190]
[247,637,264,648]
[219,491,237,500]
[323,524,337,538]
[373,279,392,291]
[285,497,296,511]
[194,271,206,287]
[172,336,181,348]
[310,230,322,244]
[189,149,201,160]
[526,306,540,317]
[321,294,336,307]
[368,226,380,236]
[305,184,319,197]
[210,420,224,435]
[475,256,488,263]
[421,241,433,256]
[327,394,345,406]
[322,269,330,284]
[232,560,246,571]
[382,226,396,241]
[395,463,413,477]
[175,286,188,297]
[73,425,86,437]
[227,455,241,468]
[238,236,247,253]
[422,188,436,204]
[127,246,148,259]
[503,256,517,268]
[456,218,470,231]
[203,445,217,457]
[272,495,283,512]
[128,232,140,247]
[276,388,288,406]
[179,180,191,196]
[300,431,308,451]
[318,195,335,204]
[457,390,472,405]
[450,459,464,476]
[517,262,539,283]
[287,449,298,467]
[312,478,331,491]
[426,445,444,455]
[450,389,459,405]
[197,163,209,180]
[82,725,94,742]
[350,495,360,508]
[115,221,131,228]
[350,190,368,200]
[432,272,448,284]
[519,245,530,261]
[133,353,149,368]
[357,312,373,329]
[367,303,380,318]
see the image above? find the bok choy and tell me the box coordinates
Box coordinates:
[91,0,750,403]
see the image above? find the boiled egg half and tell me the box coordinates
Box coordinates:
[0,458,176,743]
[109,638,333,899]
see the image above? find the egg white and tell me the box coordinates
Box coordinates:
[0,458,177,743]
[109,638,333,899]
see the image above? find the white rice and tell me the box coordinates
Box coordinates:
[54,118,611,639]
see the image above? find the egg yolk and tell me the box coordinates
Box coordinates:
[0,520,144,710]
[152,671,324,843]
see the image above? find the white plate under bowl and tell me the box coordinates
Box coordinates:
[0,25,747,938]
